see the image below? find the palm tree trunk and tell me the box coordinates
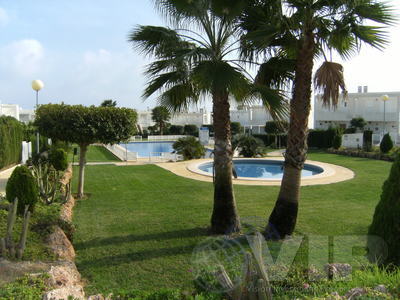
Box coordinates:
[77,143,88,199]
[211,91,241,234]
[265,31,315,239]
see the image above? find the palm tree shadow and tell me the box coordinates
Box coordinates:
[74,227,208,251]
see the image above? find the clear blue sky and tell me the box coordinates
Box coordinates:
[0,0,399,111]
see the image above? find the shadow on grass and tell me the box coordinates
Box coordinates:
[76,244,199,268]
[74,227,208,250]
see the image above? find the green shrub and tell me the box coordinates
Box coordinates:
[344,127,357,134]
[380,133,393,153]
[308,127,340,148]
[367,154,400,267]
[230,122,242,136]
[173,137,205,160]
[49,148,68,171]
[233,134,265,157]
[0,274,48,299]
[184,124,199,137]
[332,134,342,149]
[6,166,39,215]
[363,130,373,152]
[0,116,24,170]
[168,125,184,135]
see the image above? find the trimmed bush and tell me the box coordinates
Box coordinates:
[367,154,400,267]
[380,133,393,154]
[308,127,340,148]
[233,134,265,157]
[168,125,184,135]
[173,136,205,160]
[49,148,68,171]
[0,116,24,170]
[252,134,287,148]
[230,122,242,136]
[344,127,357,134]
[6,166,39,215]
[332,134,342,150]
[183,124,199,137]
[363,130,373,152]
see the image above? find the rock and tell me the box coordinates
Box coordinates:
[329,292,342,299]
[46,226,75,261]
[374,284,388,293]
[88,294,113,300]
[345,287,367,299]
[44,261,85,300]
[43,286,85,300]
[307,266,325,281]
[47,262,81,288]
[324,263,352,279]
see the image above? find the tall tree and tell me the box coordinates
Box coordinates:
[241,0,395,238]
[101,99,117,107]
[35,104,137,198]
[151,106,171,135]
[129,0,287,234]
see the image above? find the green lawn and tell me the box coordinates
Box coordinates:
[69,145,120,163]
[72,152,392,295]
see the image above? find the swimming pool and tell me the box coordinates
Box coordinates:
[197,159,324,179]
[124,141,174,157]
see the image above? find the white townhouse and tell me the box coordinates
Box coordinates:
[314,87,400,143]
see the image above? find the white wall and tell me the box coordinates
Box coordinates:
[0,104,20,121]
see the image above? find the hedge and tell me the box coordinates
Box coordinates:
[307,128,338,148]
[0,116,24,170]
[252,134,287,147]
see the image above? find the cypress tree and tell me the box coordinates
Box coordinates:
[367,154,400,266]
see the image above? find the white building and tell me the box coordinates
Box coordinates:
[0,103,20,121]
[137,109,212,130]
[230,105,276,134]
[0,103,35,123]
[314,89,400,143]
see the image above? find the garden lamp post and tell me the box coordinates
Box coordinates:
[32,80,44,154]
[382,94,389,136]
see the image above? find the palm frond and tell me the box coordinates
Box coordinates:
[314,61,347,109]
[158,83,200,112]
[128,25,189,57]
[255,56,295,90]
[245,84,289,121]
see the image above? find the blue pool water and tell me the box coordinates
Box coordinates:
[124,141,174,157]
[198,160,323,179]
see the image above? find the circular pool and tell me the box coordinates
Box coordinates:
[192,159,325,180]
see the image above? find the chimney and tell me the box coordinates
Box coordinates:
[363,86,368,93]
[357,86,362,93]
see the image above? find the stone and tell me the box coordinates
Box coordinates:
[43,286,85,300]
[374,284,388,293]
[324,263,352,279]
[46,226,75,261]
[44,262,85,300]
[345,287,367,299]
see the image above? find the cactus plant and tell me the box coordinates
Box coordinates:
[212,233,273,300]
[0,198,31,260]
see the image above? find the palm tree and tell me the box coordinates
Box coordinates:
[240,0,395,239]
[128,0,287,234]
[151,106,171,135]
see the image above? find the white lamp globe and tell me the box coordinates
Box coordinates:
[32,80,44,91]
[382,94,389,101]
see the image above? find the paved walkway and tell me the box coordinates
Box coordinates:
[0,165,19,195]
[157,158,354,186]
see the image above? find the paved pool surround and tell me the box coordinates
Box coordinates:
[157,157,354,186]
